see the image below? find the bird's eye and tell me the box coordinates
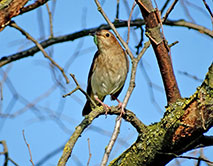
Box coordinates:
[106,33,110,37]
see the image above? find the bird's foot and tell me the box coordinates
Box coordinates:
[118,102,125,118]
[111,95,125,118]
[94,96,111,117]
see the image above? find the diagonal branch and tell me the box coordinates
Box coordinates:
[20,0,50,15]
[9,21,69,84]
[57,107,147,166]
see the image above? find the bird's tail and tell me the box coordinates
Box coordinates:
[82,100,92,116]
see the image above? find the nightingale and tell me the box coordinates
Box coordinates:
[82,30,129,116]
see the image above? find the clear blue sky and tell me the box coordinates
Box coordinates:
[0,0,212,165]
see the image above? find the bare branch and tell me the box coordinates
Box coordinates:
[46,2,54,38]
[195,136,213,148]
[57,107,146,166]
[162,0,179,23]
[201,0,213,29]
[115,0,120,20]
[20,0,50,15]
[0,140,8,166]
[101,116,122,166]
[63,74,97,107]
[127,2,136,44]
[9,21,69,84]
[0,0,28,31]
[87,138,92,166]
[161,0,172,13]
[162,152,213,165]
[22,130,35,166]
[1,19,212,68]
[201,0,213,18]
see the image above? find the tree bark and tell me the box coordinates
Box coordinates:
[109,64,213,166]
[0,0,28,31]
[135,0,181,104]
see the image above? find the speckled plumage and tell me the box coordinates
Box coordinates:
[82,30,129,116]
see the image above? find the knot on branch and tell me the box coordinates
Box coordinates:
[145,24,163,45]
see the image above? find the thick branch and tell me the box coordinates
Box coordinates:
[194,135,213,149]
[57,107,147,165]
[0,0,29,31]
[109,63,213,166]
[1,19,212,67]
[135,0,181,104]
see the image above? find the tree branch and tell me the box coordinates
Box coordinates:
[9,21,69,84]
[1,19,211,67]
[195,135,213,148]
[0,140,8,166]
[20,0,50,15]
[0,0,29,31]
[135,0,181,104]
[57,107,147,166]
[109,63,213,166]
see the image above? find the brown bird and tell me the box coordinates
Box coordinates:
[82,30,129,116]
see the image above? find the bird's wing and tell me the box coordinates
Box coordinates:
[86,51,99,95]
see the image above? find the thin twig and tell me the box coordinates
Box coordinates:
[165,152,213,164]
[168,41,179,48]
[87,138,92,166]
[94,0,134,60]
[63,74,96,107]
[0,140,8,166]
[1,19,212,68]
[127,2,136,44]
[101,116,122,166]
[22,130,35,166]
[9,21,69,84]
[178,71,202,82]
[122,41,150,112]
[162,0,179,23]
[202,0,213,18]
[46,2,54,38]
[202,0,213,29]
[161,0,172,13]
[57,108,146,166]
[115,0,120,20]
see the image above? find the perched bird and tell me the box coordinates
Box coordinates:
[82,30,129,116]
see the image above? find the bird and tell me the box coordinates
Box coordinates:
[82,29,129,116]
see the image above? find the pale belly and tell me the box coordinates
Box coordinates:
[91,67,125,98]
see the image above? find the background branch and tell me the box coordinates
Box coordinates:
[57,107,146,165]
[9,21,69,84]
[1,19,212,68]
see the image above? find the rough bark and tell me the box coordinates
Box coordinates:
[135,0,181,104]
[0,0,29,31]
[109,64,213,166]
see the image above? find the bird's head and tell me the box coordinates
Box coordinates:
[94,30,119,50]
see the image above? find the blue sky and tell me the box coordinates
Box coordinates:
[0,0,212,165]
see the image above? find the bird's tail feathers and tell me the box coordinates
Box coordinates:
[82,100,92,116]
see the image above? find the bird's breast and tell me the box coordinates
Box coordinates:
[91,50,128,97]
